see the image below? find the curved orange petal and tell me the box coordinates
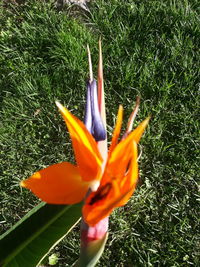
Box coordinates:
[83,199,113,226]
[116,141,138,207]
[20,162,90,204]
[83,142,138,226]
[108,116,149,173]
[83,183,134,226]
[130,116,150,143]
[56,102,103,182]
[107,123,135,180]
[109,105,123,154]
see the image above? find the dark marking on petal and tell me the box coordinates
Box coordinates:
[89,183,112,205]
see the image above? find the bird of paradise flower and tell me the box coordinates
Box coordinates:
[20,40,150,265]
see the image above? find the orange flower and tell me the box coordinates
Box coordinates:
[21,102,149,225]
[20,41,149,227]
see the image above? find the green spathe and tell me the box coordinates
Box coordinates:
[73,233,108,267]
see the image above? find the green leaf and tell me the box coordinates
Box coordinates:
[0,202,82,267]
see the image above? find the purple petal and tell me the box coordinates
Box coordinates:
[84,80,106,141]
[84,82,92,132]
[90,80,106,141]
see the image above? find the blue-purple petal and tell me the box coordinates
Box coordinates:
[90,80,106,141]
[84,82,92,133]
[84,80,106,141]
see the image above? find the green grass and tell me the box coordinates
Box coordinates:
[0,0,199,266]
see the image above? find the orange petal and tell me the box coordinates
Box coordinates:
[106,116,149,181]
[129,116,150,143]
[109,105,123,154]
[109,116,150,168]
[82,180,114,226]
[56,102,103,182]
[83,182,134,226]
[20,162,90,204]
[116,141,138,206]
[83,199,113,226]
[83,142,138,226]
[108,127,134,179]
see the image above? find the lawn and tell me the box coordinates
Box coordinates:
[0,0,199,266]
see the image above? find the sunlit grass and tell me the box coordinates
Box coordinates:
[0,0,199,266]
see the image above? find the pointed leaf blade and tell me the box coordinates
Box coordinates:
[0,202,82,267]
